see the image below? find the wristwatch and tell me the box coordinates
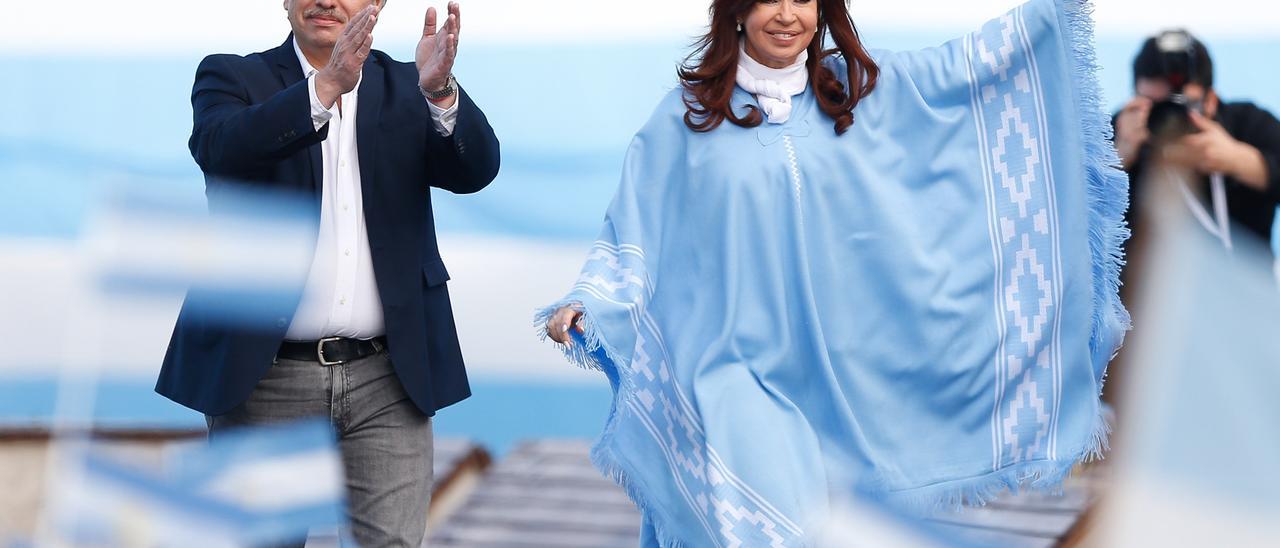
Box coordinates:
[421,75,457,101]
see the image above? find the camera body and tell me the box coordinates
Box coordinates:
[1146,30,1205,142]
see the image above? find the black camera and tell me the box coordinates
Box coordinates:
[1146,30,1205,142]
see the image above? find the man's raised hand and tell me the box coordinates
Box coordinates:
[317,4,379,108]
[417,2,460,98]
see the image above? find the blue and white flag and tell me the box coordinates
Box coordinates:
[50,420,345,546]
[538,0,1128,544]
[82,182,316,327]
[0,179,316,377]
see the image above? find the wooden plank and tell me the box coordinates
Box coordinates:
[431,526,637,548]
[464,485,634,507]
[983,489,1092,513]
[0,426,206,443]
[441,503,640,531]
[508,439,595,456]
[929,522,1057,548]
[929,505,1078,538]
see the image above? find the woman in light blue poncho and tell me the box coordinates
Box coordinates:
[538,0,1129,545]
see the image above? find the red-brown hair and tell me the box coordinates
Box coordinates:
[679,0,880,135]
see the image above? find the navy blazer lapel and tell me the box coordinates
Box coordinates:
[265,35,303,87]
[357,57,384,203]
[266,34,323,194]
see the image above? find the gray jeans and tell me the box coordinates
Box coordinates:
[207,348,433,548]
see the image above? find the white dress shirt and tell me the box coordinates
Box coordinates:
[285,38,458,340]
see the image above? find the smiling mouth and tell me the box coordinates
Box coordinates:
[769,31,800,40]
[309,16,343,26]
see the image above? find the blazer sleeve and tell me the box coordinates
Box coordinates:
[423,85,501,194]
[188,54,328,175]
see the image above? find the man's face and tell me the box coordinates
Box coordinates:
[284,0,379,52]
[1135,77,1218,118]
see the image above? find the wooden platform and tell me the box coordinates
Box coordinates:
[0,429,1101,546]
[428,440,1101,547]
[427,440,641,547]
[926,484,1097,547]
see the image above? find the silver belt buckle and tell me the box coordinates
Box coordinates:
[317,336,344,366]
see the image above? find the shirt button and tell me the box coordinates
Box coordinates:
[339,161,347,168]
[343,205,350,212]
[340,297,348,305]
[344,249,351,256]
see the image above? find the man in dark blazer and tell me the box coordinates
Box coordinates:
[156,1,498,544]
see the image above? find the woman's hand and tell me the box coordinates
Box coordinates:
[546,305,584,346]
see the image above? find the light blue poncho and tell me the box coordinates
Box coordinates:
[536,0,1128,544]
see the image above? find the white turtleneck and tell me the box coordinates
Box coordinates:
[735,42,809,124]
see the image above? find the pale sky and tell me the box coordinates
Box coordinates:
[7,0,1278,54]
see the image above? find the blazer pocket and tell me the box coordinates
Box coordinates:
[422,258,452,288]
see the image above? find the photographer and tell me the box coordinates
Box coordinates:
[1116,30,1280,258]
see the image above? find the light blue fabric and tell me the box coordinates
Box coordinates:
[536,0,1128,545]
[1272,206,1280,280]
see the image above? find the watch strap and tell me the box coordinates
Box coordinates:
[421,75,457,100]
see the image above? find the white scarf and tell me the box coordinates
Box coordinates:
[735,41,809,124]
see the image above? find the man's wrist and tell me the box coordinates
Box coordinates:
[423,90,454,102]
[314,70,342,109]
[420,75,457,100]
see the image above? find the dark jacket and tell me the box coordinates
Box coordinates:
[157,36,500,416]
[1123,101,1280,246]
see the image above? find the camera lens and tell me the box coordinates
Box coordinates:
[1148,99,1194,141]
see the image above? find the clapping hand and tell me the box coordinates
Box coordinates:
[316,4,379,108]
[417,2,461,106]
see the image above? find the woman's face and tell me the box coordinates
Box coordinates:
[741,0,819,69]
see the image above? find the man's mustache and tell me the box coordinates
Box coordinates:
[304,8,346,23]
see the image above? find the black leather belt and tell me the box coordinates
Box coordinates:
[277,336,387,366]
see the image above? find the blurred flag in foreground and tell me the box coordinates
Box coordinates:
[82,182,316,328]
[48,419,345,546]
[1088,174,1280,545]
[0,181,315,375]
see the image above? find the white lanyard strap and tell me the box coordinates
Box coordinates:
[1210,172,1233,251]
[1173,169,1234,251]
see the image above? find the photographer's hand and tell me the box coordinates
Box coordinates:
[1115,96,1151,170]
[1168,111,1268,191]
